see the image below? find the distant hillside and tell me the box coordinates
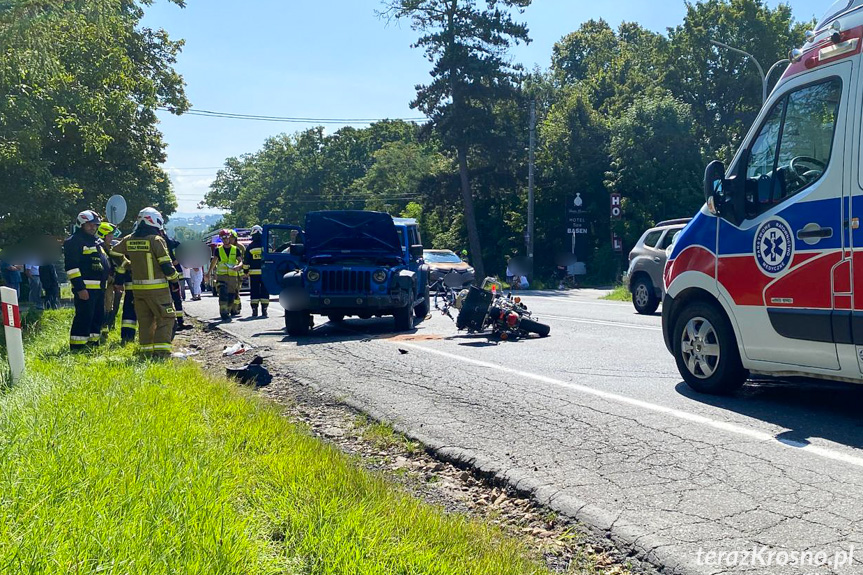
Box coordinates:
[165,213,223,240]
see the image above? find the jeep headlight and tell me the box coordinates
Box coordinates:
[373,269,387,283]
[306,269,321,282]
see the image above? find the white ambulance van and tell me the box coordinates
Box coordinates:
[663,0,863,394]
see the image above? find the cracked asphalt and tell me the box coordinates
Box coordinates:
[182,290,863,575]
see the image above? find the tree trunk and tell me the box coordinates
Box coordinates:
[457,144,484,280]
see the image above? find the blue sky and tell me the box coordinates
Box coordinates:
[141,0,827,214]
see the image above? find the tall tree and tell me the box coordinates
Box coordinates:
[605,94,703,248]
[380,0,531,279]
[665,0,810,159]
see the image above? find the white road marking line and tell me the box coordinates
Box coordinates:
[394,342,863,469]
[540,315,662,331]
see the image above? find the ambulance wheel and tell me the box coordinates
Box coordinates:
[285,310,310,337]
[673,302,746,395]
[632,277,659,315]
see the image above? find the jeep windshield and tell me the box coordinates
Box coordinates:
[303,211,403,257]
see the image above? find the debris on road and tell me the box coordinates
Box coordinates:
[222,341,249,356]
[226,355,272,387]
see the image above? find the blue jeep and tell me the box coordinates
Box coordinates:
[262,211,430,336]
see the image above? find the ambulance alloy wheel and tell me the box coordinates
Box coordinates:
[632,277,659,315]
[672,302,746,395]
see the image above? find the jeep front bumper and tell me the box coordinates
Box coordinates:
[280,290,410,313]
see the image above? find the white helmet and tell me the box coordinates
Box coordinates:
[76,210,101,226]
[250,225,263,235]
[137,207,164,231]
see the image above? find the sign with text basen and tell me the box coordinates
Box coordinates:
[566,194,589,236]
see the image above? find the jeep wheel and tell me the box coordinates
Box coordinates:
[632,277,659,315]
[672,302,746,395]
[414,286,430,318]
[394,292,415,332]
[285,310,311,337]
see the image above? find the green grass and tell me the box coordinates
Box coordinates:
[601,284,631,302]
[0,311,549,574]
[354,416,423,455]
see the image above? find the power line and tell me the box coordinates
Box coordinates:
[158,107,427,124]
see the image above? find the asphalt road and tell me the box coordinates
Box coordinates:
[182,290,863,575]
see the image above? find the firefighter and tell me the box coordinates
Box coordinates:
[106,223,138,344]
[64,210,111,350]
[243,225,269,318]
[161,230,193,332]
[111,208,179,357]
[208,229,243,320]
[97,222,123,340]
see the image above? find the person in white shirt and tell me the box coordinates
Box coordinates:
[188,266,203,301]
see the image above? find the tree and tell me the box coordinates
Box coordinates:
[665,0,810,159]
[380,0,532,279]
[0,0,189,245]
[552,20,669,115]
[605,94,703,248]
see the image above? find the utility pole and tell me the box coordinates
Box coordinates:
[527,100,536,270]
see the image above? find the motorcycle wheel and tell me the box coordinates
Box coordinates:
[520,318,550,338]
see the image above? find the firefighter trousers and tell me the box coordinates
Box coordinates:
[70,288,105,350]
[217,275,240,317]
[170,280,186,326]
[249,275,269,313]
[133,288,176,355]
[121,290,137,343]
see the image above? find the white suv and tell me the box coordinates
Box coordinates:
[623,219,690,314]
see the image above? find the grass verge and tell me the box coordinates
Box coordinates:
[0,310,548,574]
[600,285,631,302]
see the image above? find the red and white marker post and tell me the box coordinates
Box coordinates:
[1,286,24,383]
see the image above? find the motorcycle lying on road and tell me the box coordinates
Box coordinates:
[434,274,551,340]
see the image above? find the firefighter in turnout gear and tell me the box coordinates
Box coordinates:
[64,210,111,350]
[243,225,269,317]
[111,208,179,356]
[208,229,244,320]
[161,230,192,332]
[97,222,123,340]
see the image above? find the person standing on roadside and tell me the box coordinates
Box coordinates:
[39,261,60,309]
[24,262,43,310]
[160,231,192,332]
[243,225,269,318]
[208,229,243,320]
[1,260,22,297]
[64,210,110,350]
[111,208,179,357]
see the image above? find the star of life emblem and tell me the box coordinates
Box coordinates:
[754,219,794,276]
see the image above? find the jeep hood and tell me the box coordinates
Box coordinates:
[303,211,402,256]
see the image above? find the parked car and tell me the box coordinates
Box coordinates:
[423,249,475,289]
[623,219,690,314]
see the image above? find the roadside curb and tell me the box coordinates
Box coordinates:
[200,317,701,575]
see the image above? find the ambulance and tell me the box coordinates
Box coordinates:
[663,0,863,394]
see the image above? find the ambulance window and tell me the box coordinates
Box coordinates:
[643,230,662,248]
[775,80,841,199]
[744,78,842,216]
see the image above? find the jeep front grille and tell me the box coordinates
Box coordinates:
[322,270,372,293]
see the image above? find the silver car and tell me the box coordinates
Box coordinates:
[623,219,690,315]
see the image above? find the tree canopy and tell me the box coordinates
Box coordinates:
[0,0,188,245]
[204,0,815,282]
